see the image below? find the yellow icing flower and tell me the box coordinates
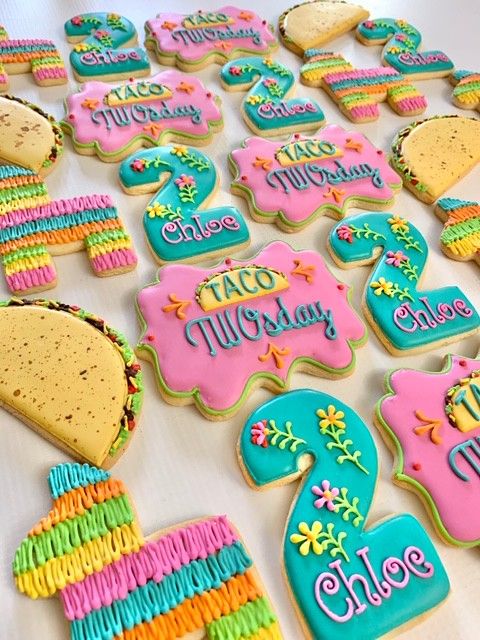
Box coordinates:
[146,202,168,218]
[108,13,121,19]
[246,95,263,105]
[73,43,90,52]
[388,215,409,232]
[290,521,324,556]
[170,145,188,157]
[395,19,408,27]
[317,405,345,430]
[370,276,394,297]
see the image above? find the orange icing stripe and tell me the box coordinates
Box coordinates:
[444,205,479,226]
[117,570,263,640]
[29,478,127,536]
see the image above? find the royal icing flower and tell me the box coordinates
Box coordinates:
[312,480,339,511]
[229,66,242,76]
[290,521,324,556]
[251,420,269,447]
[388,215,409,232]
[396,33,407,42]
[108,13,121,20]
[94,30,110,38]
[71,16,83,26]
[73,43,90,52]
[395,19,408,27]
[370,276,394,297]
[246,95,263,105]
[146,202,168,218]
[170,145,188,157]
[317,405,345,430]
[336,225,353,243]
[131,159,146,173]
[385,250,407,267]
[263,78,277,87]
[388,46,402,54]
[363,20,375,29]
[174,174,196,189]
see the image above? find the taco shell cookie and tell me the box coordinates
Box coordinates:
[0,299,143,467]
[279,0,369,55]
[13,462,282,639]
[0,95,63,176]
[390,114,480,203]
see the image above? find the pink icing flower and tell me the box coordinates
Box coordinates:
[131,159,146,172]
[396,33,407,42]
[312,480,339,510]
[263,78,277,87]
[229,66,242,76]
[95,29,109,38]
[363,20,375,29]
[251,420,269,447]
[175,174,196,188]
[385,250,407,267]
[71,16,83,26]
[336,225,353,243]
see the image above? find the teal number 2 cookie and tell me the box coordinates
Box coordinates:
[119,145,250,264]
[238,389,450,640]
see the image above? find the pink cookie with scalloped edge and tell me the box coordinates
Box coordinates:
[229,127,402,232]
[145,6,277,71]
[136,241,366,420]
[62,70,223,162]
[376,352,480,547]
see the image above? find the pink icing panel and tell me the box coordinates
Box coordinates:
[379,355,480,543]
[137,242,366,412]
[146,6,276,62]
[64,70,222,154]
[230,127,402,225]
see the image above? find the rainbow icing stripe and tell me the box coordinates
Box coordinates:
[300,49,427,122]
[451,70,480,111]
[14,463,282,640]
[0,165,137,294]
[435,197,480,266]
[0,24,67,90]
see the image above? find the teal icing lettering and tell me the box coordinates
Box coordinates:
[237,307,263,340]
[238,269,258,295]
[223,274,244,299]
[186,316,218,356]
[204,280,222,302]
[448,437,480,481]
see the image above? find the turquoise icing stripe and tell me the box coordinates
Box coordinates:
[70,541,253,640]
[0,207,119,241]
[0,165,36,179]
[0,44,59,54]
[437,197,477,211]
[49,463,110,499]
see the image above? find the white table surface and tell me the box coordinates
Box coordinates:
[0,1,478,638]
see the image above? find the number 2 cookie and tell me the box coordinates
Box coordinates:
[229,127,402,232]
[239,389,449,639]
[0,299,143,467]
[376,352,480,546]
[145,6,278,71]
[329,212,480,354]
[136,242,366,419]
[14,462,281,639]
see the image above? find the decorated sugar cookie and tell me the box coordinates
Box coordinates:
[229,128,402,232]
[450,70,480,111]
[279,1,369,56]
[0,23,67,90]
[145,6,277,71]
[119,145,250,263]
[14,463,281,639]
[435,198,480,266]
[390,115,480,203]
[0,299,143,467]
[376,353,480,546]
[300,49,427,122]
[0,164,137,294]
[65,12,150,82]
[239,389,450,639]
[137,242,366,419]
[356,18,454,79]
[0,95,63,176]
[220,56,325,136]
[329,212,480,354]
[62,72,223,162]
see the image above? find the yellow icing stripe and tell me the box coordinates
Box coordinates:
[4,253,52,275]
[15,522,144,598]
[0,194,50,216]
[243,621,283,640]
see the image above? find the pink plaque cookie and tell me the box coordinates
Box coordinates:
[136,242,366,419]
[145,6,277,71]
[62,71,223,162]
[376,353,480,546]
[229,127,402,232]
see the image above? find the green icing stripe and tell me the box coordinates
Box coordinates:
[441,217,480,243]
[0,182,48,205]
[454,80,480,95]
[2,244,49,264]
[206,596,277,640]
[14,494,133,575]
[85,228,130,247]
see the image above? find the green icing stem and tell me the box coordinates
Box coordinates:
[206,596,277,640]
[14,494,133,575]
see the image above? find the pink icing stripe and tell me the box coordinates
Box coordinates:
[6,264,56,292]
[91,248,138,273]
[0,38,55,47]
[0,195,114,229]
[60,515,237,621]
[396,96,428,111]
[350,105,379,119]
[33,68,67,81]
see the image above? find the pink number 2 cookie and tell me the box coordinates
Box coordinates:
[376,352,480,547]
[145,6,278,71]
